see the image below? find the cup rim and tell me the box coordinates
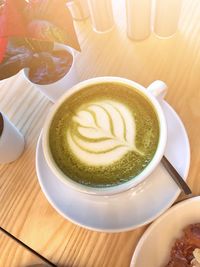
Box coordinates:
[42,76,167,195]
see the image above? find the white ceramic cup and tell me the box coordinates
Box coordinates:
[42,77,167,195]
[23,44,78,103]
[0,113,25,164]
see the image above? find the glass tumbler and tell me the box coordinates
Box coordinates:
[126,0,152,41]
[87,0,114,33]
[154,0,183,38]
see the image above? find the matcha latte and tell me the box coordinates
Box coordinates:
[49,82,160,188]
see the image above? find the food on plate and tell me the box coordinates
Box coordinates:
[165,223,200,267]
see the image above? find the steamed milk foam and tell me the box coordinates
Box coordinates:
[49,83,159,187]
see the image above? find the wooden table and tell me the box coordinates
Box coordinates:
[0,229,49,267]
[1,0,200,266]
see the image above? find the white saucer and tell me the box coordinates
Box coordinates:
[36,100,190,232]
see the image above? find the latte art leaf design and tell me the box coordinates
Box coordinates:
[67,100,143,165]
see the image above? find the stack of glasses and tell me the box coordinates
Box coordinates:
[68,0,183,40]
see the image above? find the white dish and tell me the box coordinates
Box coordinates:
[130,197,200,267]
[36,100,190,232]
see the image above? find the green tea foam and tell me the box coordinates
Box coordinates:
[49,82,160,187]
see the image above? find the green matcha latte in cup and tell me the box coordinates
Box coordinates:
[42,77,167,195]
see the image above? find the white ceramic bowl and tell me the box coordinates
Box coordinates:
[131,197,200,267]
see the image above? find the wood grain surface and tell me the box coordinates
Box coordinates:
[1,0,200,266]
[0,230,49,267]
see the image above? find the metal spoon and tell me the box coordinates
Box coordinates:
[161,156,192,195]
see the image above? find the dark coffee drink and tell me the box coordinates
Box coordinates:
[0,113,3,137]
[49,82,160,187]
[29,50,73,85]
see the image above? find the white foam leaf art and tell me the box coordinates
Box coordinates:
[67,100,143,166]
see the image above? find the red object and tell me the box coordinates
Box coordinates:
[0,0,27,37]
[0,0,27,61]
[0,0,80,52]
[0,38,7,63]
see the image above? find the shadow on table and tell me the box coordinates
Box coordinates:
[25,264,71,267]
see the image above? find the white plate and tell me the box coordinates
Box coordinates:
[130,197,200,267]
[36,100,190,232]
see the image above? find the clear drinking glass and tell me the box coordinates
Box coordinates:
[67,0,90,21]
[87,0,114,33]
[154,0,183,38]
[126,0,152,41]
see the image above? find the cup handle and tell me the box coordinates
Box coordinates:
[147,80,168,101]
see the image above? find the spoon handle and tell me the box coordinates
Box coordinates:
[161,156,192,196]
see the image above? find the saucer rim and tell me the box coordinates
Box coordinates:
[36,101,190,233]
